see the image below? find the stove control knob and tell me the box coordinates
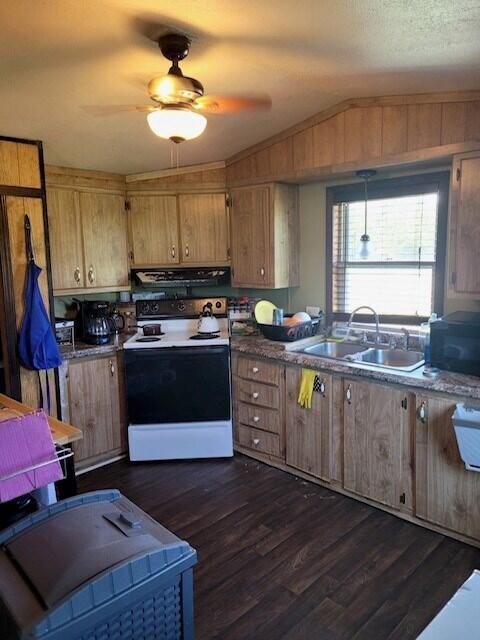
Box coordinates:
[215,301,222,309]
[177,302,186,312]
[151,303,159,313]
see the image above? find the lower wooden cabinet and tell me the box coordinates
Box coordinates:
[285,368,331,481]
[415,394,480,540]
[67,354,126,468]
[343,379,413,511]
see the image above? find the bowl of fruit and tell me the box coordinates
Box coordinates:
[255,307,323,342]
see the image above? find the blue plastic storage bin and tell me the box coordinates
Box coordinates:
[0,490,197,640]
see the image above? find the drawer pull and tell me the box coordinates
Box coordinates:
[74,267,81,284]
[345,384,352,404]
[88,265,95,284]
[109,359,115,376]
[418,401,427,423]
[252,438,260,446]
[252,392,259,399]
[252,367,259,374]
[253,415,260,423]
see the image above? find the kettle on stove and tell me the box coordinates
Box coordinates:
[197,303,220,334]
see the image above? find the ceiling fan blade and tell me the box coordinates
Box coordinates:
[193,95,272,114]
[82,104,157,116]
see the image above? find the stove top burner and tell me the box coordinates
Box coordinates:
[189,333,221,341]
[136,336,162,343]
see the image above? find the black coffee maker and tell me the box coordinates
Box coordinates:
[75,300,116,345]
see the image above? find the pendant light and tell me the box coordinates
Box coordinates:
[356,169,377,260]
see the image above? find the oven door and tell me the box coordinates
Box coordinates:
[124,346,231,425]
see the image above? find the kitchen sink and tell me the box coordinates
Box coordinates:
[303,342,368,358]
[356,348,424,371]
[302,341,425,372]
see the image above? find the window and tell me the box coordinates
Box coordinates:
[326,172,449,325]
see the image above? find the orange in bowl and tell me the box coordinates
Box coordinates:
[283,317,301,326]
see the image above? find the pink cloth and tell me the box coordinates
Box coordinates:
[0,409,63,503]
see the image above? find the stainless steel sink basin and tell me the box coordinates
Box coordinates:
[356,348,424,371]
[303,342,368,358]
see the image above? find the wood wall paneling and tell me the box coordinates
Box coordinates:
[382,105,408,156]
[344,107,383,163]
[441,102,467,145]
[17,144,41,188]
[465,101,480,141]
[407,103,442,151]
[0,141,20,186]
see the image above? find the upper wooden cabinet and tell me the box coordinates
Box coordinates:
[0,141,41,188]
[46,187,129,293]
[178,193,229,264]
[79,191,129,290]
[128,194,179,266]
[128,192,229,267]
[285,367,331,481]
[343,379,413,512]
[415,394,480,540]
[229,183,299,288]
[448,151,480,294]
[47,188,84,290]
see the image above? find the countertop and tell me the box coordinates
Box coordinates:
[0,393,82,445]
[60,334,130,360]
[231,336,480,401]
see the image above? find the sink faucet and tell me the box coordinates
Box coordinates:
[346,306,381,344]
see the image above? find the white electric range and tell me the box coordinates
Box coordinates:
[124,297,233,461]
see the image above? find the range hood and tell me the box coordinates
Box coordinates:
[132,267,230,289]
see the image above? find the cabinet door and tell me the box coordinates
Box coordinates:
[129,195,179,265]
[68,356,124,464]
[79,191,129,288]
[178,193,229,263]
[230,186,271,286]
[449,152,480,293]
[343,380,412,510]
[415,395,480,540]
[47,187,84,290]
[285,367,331,481]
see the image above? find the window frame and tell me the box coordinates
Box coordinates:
[326,171,450,326]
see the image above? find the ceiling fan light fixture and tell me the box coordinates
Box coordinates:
[147,107,207,143]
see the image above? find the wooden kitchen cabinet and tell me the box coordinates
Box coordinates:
[0,140,41,188]
[79,191,129,289]
[128,194,179,266]
[46,187,84,290]
[285,367,331,481]
[229,183,299,288]
[68,354,126,468]
[415,394,480,540]
[448,151,480,294]
[178,193,229,264]
[343,379,413,511]
[47,187,129,293]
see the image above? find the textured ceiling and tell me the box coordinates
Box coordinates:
[0,0,479,174]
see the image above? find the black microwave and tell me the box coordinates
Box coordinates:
[430,311,480,376]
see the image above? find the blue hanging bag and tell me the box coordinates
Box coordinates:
[18,215,62,409]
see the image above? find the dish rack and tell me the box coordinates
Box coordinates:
[257,315,323,342]
[0,446,73,484]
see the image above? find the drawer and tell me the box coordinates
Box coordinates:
[236,424,281,457]
[238,403,281,435]
[235,356,282,386]
[235,377,280,410]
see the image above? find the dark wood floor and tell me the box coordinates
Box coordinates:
[79,455,480,639]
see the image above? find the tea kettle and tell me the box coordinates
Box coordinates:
[198,303,220,334]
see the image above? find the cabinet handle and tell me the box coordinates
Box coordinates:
[171,245,176,259]
[185,245,189,257]
[88,266,95,284]
[109,359,115,377]
[260,267,265,277]
[345,384,352,404]
[319,381,326,395]
[252,438,260,447]
[418,401,427,423]
[252,391,259,399]
[252,366,259,374]
[253,415,260,423]
[74,267,81,284]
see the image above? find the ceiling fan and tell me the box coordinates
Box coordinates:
[89,33,271,144]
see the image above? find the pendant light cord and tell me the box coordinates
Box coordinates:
[364,177,368,237]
